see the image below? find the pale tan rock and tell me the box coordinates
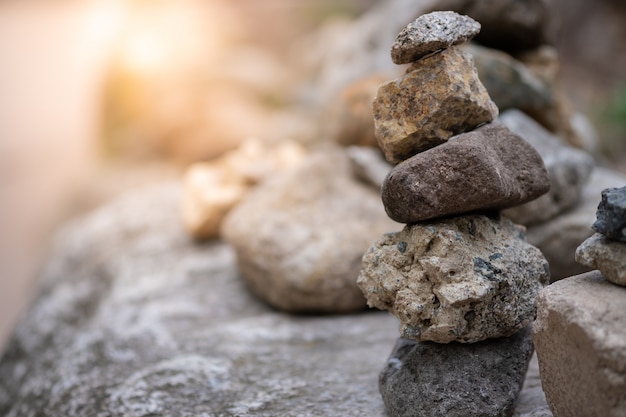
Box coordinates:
[222,147,399,313]
[373,46,498,164]
[533,271,626,417]
[181,139,306,239]
[357,214,549,343]
[575,233,626,286]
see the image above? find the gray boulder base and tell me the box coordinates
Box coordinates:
[380,326,534,417]
[0,183,551,416]
[390,11,481,64]
[533,270,626,417]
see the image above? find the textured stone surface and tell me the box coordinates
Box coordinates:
[500,109,594,225]
[575,233,626,286]
[358,214,549,343]
[373,46,498,164]
[390,11,481,64]
[382,122,550,224]
[181,139,305,239]
[222,147,399,313]
[0,182,549,417]
[592,186,626,242]
[379,326,534,417]
[533,271,626,417]
[527,168,626,281]
[456,0,552,51]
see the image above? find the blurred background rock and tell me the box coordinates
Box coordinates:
[0,0,624,350]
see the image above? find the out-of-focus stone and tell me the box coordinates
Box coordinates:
[346,146,392,190]
[326,73,394,149]
[357,214,549,343]
[181,139,306,239]
[222,147,399,313]
[514,354,552,417]
[382,122,549,224]
[373,46,498,164]
[379,326,534,417]
[390,11,481,64]
[463,44,553,114]
[533,271,626,417]
[455,0,552,52]
[575,233,626,286]
[527,168,626,281]
[592,186,626,242]
[499,110,594,225]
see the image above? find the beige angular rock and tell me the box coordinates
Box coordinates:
[390,11,481,64]
[181,139,306,239]
[222,147,399,313]
[382,122,550,224]
[533,271,626,417]
[575,233,626,286]
[373,46,498,163]
[357,214,549,343]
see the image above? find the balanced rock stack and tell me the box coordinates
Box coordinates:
[357,12,552,417]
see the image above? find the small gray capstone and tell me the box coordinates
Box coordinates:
[391,11,481,64]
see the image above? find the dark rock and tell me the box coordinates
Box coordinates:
[391,11,481,64]
[592,186,626,242]
[382,122,550,223]
[379,326,535,417]
[454,0,553,52]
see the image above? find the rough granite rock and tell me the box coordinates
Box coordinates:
[575,233,626,286]
[221,147,399,313]
[357,214,550,343]
[373,46,498,164]
[455,0,552,52]
[390,11,481,64]
[533,271,626,417]
[527,168,626,281]
[499,109,594,225]
[379,326,534,417]
[382,122,550,224]
[592,186,626,242]
[0,183,549,417]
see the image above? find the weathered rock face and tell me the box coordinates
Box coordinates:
[533,271,626,417]
[390,11,481,64]
[381,122,550,224]
[357,214,550,343]
[373,46,498,163]
[527,168,626,280]
[379,326,534,417]
[592,186,626,242]
[499,109,594,225]
[455,0,552,52]
[0,184,398,417]
[222,147,399,313]
[575,233,626,286]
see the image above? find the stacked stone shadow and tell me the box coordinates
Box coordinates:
[357,12,552,417]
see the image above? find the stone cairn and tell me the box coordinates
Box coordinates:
[356,12,552,417]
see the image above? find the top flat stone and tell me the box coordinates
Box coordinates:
[592,186,626,242]
[391,11,481,64]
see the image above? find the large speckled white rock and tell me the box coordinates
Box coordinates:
[357,214,549,343]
